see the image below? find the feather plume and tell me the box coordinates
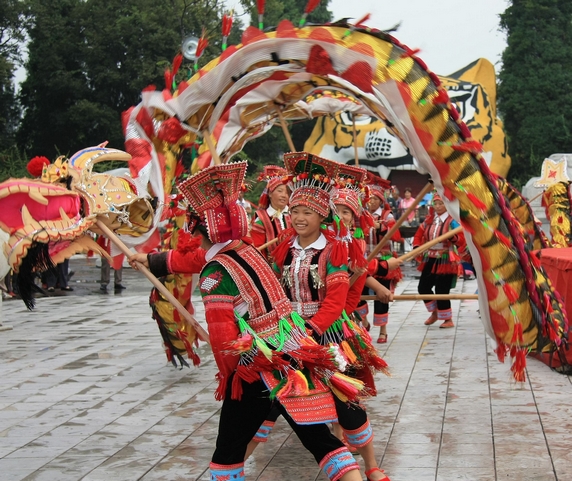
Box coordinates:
[257,0,266,14]
[304,0,321,14]
[354,13,371,26]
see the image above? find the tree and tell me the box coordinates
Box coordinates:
[498,0,572,187]
[17,0,238,158]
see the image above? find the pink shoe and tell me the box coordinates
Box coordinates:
[424,312,438,325]
[365,467,390,481]
[377,333,388,344]
[440,319,455,329]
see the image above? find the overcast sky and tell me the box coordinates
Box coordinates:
[329,0,509,75]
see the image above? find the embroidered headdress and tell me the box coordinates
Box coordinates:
[367,174,391,201]
[178,161,249,243]
[257,165,288,209]
[283,152,365,217]
[431,190,443,204]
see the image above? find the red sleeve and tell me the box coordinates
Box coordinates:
[307,269,349,335]
[200,264,242,395]
[250,222,266,248]
[168,248,207,274]
[413,224,426,249]
[385,218,402,242]
[345,271,367,314]
[204,295,240,379]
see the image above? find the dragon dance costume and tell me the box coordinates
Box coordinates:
[413,192,467,325]
[175,160,361,481]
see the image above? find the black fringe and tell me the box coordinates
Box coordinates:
[17,242,56,310]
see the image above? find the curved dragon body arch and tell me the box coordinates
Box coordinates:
[124,20,567,379]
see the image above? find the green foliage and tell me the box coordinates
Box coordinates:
[17,0,236,159]
[0,146,27,181]
[498,0,572,186]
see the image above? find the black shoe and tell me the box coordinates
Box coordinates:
[100,285,108,293]
[47,287,55,293]
[114,284,126,291]
[60,286,73,291]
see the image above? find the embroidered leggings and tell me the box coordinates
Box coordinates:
[213,378,345,466]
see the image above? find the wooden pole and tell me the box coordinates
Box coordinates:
[398,226,463,262]
[365,182,433,264]
[352,114,359,166]
[95,219,211,344]
[527,190,544,203]
[274,105,296,153]
[202,129,222,166]
[360,294,478,301]
[257,237,279,252]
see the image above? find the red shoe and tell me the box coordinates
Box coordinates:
[365,467,390,481]
[377,333,387,344]
[424,312,438,325]
[440,319,455,328]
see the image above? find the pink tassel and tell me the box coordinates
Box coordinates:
[451,140,483,154]
[304,0,321,14]
[222,12,233,37]
[510,349,527,382]
[502,283,520,304]
[466,191,487,211]
[494,230,512,249]
[510,323,524,344]
[257,0,266,14]
[354,13,371,26]
[172,53,183,78]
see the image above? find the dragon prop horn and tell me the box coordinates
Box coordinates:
[257,0,265,30]
[300,0,321,26]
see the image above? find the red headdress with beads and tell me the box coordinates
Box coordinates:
[283,152,365,217]
[367,173,391,201]
[257,165,288,209]
[177,161,249,243]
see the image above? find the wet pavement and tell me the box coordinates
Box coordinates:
[1,257,572,481]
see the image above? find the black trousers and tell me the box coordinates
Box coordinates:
[417,258,455,311]
[213,378,345,465]
[333,395,368,431]
[373,278,392,315]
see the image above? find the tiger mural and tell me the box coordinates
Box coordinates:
[304,58,511,179]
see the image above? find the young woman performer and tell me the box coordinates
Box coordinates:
[414,191,467,328]
[269,153,391,481]
[250,165,291,261]
[137,161,364,481]
[363,176,403,344]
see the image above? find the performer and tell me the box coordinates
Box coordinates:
[363,177,403,344]
[270,152,391,481]
[414,191,467,328]
[250,165,291,260]
[160,160,363,481]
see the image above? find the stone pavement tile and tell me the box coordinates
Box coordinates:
[495,468,556,481]
[384,441,440,457]
[441,433,492,444]
[438,454,494,469]
[80,452,167,481]
[20,455,110,481]
[436,468,495,480]
[382,467,435,481]
[438,442,493,457]
[381,453,438,469]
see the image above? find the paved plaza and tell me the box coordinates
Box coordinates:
[1,257,572,481]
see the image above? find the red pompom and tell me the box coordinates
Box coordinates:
[27,156,50,177]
